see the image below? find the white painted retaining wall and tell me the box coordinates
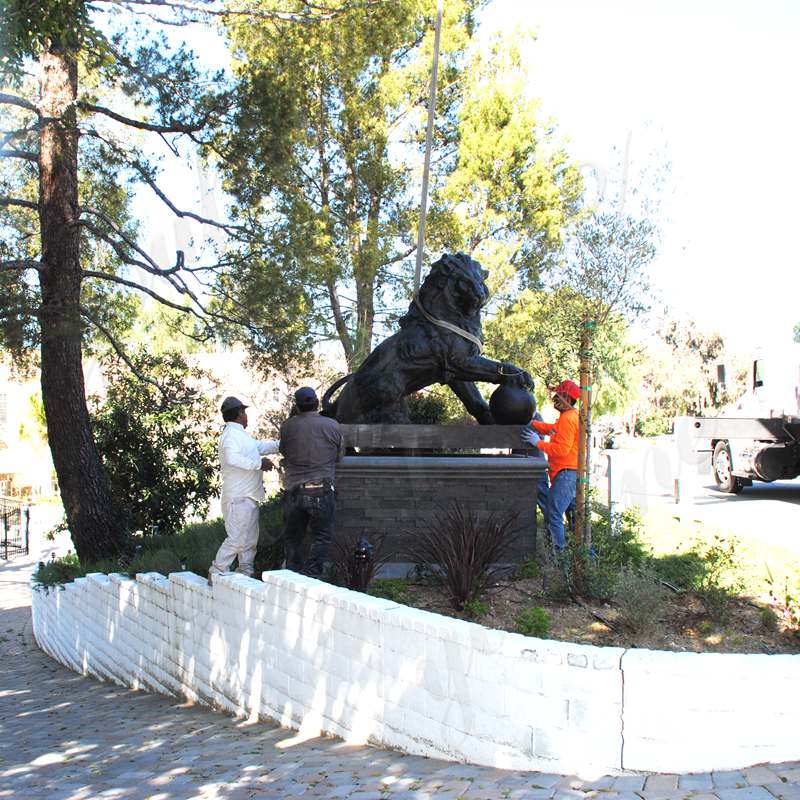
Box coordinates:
[31,570,800,777]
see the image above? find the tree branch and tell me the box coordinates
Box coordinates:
[91,0,364,23]
[80,306,193,404]
[80,207,180,275]
[0,148,38,162]
[0,196,38,211]
[79,102,206,134]
[83,130,244,234]
[0,93,39,115]
[0,259,41,272]
[82,268,202,318]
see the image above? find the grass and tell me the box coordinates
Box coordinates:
[638,508,800,601]
[34,494,286,587]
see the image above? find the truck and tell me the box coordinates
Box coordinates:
[689,344,800,493]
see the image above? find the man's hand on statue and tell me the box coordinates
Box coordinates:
[260,458,275,471]
[520,428,540,447]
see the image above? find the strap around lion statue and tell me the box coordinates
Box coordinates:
[413,293,484,354]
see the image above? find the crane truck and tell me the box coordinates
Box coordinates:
[689,344,800,493]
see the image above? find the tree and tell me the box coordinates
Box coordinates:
[431,30,582,297]
[553,208,659,557]
[484,287,641,417]
[216,7,582,372]
[794,321,800,344]
[0,0,326,561]
[635,314,747,431]
[90,351,219,538]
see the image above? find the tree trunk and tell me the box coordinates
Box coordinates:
[38,45,127,563]
[352,277,375,369]
[575,318,595,554]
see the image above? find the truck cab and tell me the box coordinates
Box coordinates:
[709,344,800,492]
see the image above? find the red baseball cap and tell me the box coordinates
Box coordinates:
[547,380,580,400]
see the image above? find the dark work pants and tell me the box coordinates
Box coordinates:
[282,485,336,578]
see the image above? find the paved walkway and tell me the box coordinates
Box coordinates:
[2,510,800,799]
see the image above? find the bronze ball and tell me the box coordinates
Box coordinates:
[489,385,536,425]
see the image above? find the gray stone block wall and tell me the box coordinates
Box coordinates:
[334,454,547,562]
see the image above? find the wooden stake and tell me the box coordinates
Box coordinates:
[575,318,595,552]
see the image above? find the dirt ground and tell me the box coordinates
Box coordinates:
[388,576,800,655]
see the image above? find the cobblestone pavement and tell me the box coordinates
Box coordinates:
[2,511,800,799]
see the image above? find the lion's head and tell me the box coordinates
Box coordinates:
[403,253,489,328]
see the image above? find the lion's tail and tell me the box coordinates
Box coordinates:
[321,374,352,419]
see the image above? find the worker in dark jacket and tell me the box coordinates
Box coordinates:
[279,386,344,578]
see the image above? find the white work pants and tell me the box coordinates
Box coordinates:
[212,497,260,576]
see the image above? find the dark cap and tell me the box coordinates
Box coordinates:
[220,395,248,414]
[294,386,318,409]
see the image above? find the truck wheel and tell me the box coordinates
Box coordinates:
[713,441,744,493]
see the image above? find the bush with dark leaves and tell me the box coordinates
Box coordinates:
[404,503,520,611]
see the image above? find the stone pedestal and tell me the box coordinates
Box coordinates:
[335,425,548,565]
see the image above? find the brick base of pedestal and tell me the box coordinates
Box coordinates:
[334,454,547,563]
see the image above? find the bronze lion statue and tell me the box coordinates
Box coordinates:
[321,252,533,424]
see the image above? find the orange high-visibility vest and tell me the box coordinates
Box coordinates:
[532,407,579,481]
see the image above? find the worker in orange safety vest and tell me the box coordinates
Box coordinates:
[520,379,580,552]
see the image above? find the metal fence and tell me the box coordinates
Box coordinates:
[1,496,29,559]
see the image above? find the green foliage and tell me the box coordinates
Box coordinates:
[612,568,669,634]
[568,506,651,601]
[432,29,582,293]
[33,552,86,587]
[793,321,800,344]
[462,598,489,619]
[513,556,540,581]
[35,493,287,586]
[126,548,183,578]
[588,506,651,570]
[484,289,640,416]
[634,412,671,437]
[692,536,745,621]
[759,606,779,632]
[406,391,450,425]
[651,551,707,590]
[90,351,219,538]
[515,606,551,638]
[0,0,97,78]
[219,5,582,370]
[369,578,411,604]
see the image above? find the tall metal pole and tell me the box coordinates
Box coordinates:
[413,0,444,294]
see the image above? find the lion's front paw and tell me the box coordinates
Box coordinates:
[500,363,533,390]
[475,406,495,425]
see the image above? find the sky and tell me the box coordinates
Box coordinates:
[480,0,800,350]
[134,0,800,354]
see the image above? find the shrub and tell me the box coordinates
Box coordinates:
[759,607,779,632]
[404,503,520,611]
[90,350,219,538]
[692,536,745,621]
[406,391,450,425]
[462,598,489,619]
[570,505,651,601]
[513,556,539,581]
[127,548,183,578]
[34,552,86,587]
[369,578,411,604]
[612,568,669,634]
[515,606,551,638]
